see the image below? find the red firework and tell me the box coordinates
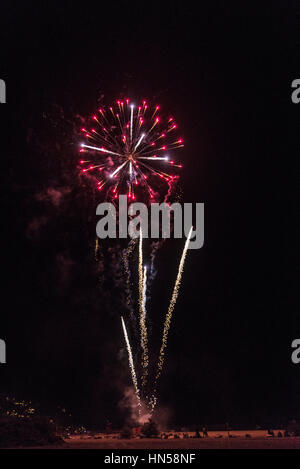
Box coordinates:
[79,99,184,201]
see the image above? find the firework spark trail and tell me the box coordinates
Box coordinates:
[152,226,193,406]
[123,239,137,321]
[94,237,99,261]
[121,316,141,413]
[142,265,148,317]
[139,229,149,388]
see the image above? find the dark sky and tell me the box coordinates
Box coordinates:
[0,2,299,428]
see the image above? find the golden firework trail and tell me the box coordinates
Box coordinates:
[154,226,193,392]
[142,266,147,315]
[94,237,99,260]
[125,238,137,261]
[139,229,149,388]
[123,238,137,315]
[121,316,141,413]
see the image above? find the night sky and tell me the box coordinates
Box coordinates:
[0,2,299,429]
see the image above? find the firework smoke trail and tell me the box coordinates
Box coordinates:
[149,240,164,284]
[121,316,141,414]
[139,229,149,388]
[151,226,193,409]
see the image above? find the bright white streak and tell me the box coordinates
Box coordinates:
[121,316,141,411]
[80,143,122,157]
[134,133,145,151]
[137,156,169,160]
[130,105,134,143]
[110,160,128,178]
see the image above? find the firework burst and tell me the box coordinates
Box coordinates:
[79,99,183,201]
[79,98,191,417]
